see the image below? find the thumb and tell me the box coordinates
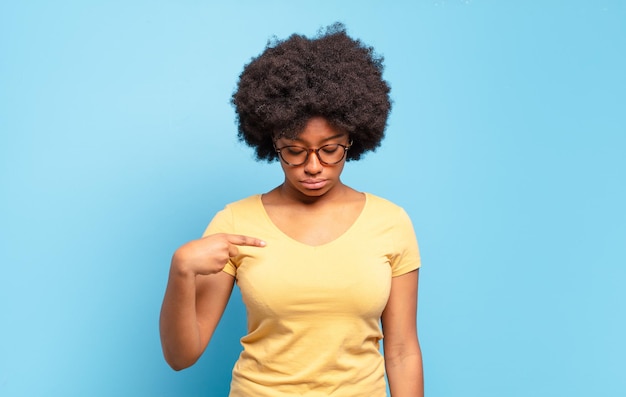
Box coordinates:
[228,243,239,258]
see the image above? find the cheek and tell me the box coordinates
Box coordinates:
[279,162,289,173]
[333,162,346,177]
[279,163,298,180]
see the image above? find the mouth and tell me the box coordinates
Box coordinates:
[300,179,327,190]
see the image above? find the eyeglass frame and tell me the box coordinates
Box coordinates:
[273,140,353,166]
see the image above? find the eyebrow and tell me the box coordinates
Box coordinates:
[285,132,348,144]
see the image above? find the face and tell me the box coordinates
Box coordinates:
[274,117,350,201]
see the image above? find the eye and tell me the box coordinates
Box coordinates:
[320,144,340,154]
[285,146,306,155]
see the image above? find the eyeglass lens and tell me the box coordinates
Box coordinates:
[279,144,347,165]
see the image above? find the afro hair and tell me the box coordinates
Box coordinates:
[231,23,392,162]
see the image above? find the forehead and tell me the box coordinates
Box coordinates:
[277,117,348,145]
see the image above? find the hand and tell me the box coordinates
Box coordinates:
[172,233,266,276]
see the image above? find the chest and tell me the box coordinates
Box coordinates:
[263,203,364,246]
[234,235,394,320]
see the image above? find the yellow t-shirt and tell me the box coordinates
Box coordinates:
[203,193,421,396]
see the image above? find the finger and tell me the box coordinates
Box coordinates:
[228,244,239,258]
[225,234,267,247]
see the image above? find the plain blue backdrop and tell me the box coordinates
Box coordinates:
[1,1,624,396]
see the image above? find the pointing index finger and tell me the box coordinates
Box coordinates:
[226,234,266,247]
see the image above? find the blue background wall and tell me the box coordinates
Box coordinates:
[1,1,624,396]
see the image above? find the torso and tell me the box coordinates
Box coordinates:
[261,185,366,246]
[203,192,421,396]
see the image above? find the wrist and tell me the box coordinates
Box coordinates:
[170,248,197,279]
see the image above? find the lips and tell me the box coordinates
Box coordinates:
[300,179,327,190]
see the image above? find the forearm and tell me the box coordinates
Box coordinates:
[159,263,203,370]
[385,344,424,397]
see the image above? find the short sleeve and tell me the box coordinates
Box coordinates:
[202,206,237,276]
[390,208,421,277]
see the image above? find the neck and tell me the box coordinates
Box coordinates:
[278,180,348,207]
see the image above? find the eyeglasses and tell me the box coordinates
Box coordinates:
[274,142,352,166]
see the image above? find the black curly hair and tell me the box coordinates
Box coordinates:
[231,23,392,162]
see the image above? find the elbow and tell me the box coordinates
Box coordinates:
[159,328,203,371]
[384,339,422,368]
[164,354,197,371]
[162,347,200,371]
[168,361,191,372]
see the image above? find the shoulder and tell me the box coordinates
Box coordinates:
[364,194,421,273]
[203,195,262,236]
[217,195,264,225]
[222,194,262,213]
[362,193,417,235]
[364,193,408,217]
[221,194,267,228]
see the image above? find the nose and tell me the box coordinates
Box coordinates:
[303,149,323,175]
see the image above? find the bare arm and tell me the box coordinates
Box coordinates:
[381,269,423,397]
[159,234,265,370]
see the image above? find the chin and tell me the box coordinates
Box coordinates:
[289,184,330,199]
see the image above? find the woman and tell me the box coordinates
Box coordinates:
[160,23,423,396]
